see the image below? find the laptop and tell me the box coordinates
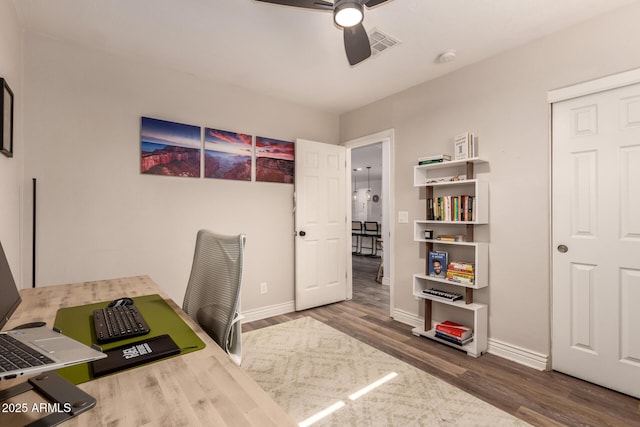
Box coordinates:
[0,241,106,380]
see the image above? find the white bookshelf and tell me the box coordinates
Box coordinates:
[411,157,489,357]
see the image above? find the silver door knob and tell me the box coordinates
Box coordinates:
[557,244,568,253]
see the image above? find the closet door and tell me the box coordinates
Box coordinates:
[552,82,640,398]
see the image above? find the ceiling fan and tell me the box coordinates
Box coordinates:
[255,0,391,66]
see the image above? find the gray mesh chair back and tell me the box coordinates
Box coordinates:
[183,230,246,365]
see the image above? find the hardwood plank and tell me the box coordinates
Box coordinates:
[243,256,640,426]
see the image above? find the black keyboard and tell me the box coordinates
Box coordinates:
[93,305,150,343]
[422,288,463,302]
[0,334,55,372]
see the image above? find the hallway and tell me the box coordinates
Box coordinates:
[351,254,389,316]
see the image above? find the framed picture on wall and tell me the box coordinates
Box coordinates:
[1,78,14,158]
[255,136,294,183]
[203,128,252,181]
[140,116,202,177]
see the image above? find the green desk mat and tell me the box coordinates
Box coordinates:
[54,294,205,384]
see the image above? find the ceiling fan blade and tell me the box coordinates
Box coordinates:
[364,0,389,7]
[254,0,333,10]
[343,23,371,66]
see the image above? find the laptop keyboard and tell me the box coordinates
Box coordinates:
[0,333,55,372]
[93,305,150,343]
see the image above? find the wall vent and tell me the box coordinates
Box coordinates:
[368,29,400,57]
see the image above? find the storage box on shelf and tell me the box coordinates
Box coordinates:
[412,157,489,357]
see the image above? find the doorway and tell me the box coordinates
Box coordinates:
[345,129,394,318]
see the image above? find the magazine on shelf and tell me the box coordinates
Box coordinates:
[428,251,448,277]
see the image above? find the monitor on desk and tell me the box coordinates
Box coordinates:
[0,240,22,330]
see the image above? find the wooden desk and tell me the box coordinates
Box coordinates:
[0,276,296,426]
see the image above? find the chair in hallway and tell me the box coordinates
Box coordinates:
[183,230,246,366]
[352,220,363,254]
[361,221,381,256]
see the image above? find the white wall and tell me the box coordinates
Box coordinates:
[21,33,339,311]
[0,0,22,285]
[340,2,640,360]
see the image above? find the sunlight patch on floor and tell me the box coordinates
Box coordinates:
[298,372,399,426]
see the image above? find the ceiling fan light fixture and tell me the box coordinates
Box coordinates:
[334,0,363,28]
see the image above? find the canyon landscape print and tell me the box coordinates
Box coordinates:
[140,117,201,177]
[255,137,294,184]
[204,128,252,181]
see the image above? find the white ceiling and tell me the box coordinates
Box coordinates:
[12,0,638,115]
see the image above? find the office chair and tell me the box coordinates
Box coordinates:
[183,230,246,366]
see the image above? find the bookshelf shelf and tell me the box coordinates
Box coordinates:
[413,158,488,186]
[412,157,489,357]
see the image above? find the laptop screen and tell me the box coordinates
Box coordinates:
[0,240,22,329]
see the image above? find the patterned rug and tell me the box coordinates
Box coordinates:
[242,317,529,426]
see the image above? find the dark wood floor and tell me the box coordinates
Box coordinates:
[244,255,640,427]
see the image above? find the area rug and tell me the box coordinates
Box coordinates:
[242,317,529,426]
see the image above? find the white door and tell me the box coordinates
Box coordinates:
[552,83,640,398]
[294,139,347,311]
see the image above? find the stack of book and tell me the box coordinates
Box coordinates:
[418,154,451,165]
[434,320,473,346]
[453,132,477,160]
[427,195,475,221]
[446,260,475,285]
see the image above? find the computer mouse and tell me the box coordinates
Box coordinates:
[108,297,134,308]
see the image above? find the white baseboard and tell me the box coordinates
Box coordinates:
[487,338,548,371]
[392,310,549,371]
[391,308,423,328]
[241,301,295,323]
[245,303,549,371]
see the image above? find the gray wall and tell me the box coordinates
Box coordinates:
[20,33,339,311]
[0,0,22,284]
[340,2,640,358]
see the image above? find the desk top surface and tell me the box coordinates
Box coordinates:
[0,275,296,426]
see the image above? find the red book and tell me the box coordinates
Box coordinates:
[435,321,473,340]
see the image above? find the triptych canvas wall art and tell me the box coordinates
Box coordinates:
[140,117,294,184]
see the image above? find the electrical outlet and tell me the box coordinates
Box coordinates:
[260,282,268,294]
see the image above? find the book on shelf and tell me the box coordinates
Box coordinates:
[427,198,434,220]
[436,235,466,242]
[428,251,448,278]
[435,320,473,340]
[418,154,451,165]
[448,260,474,271]
[453,132,477,160]
[427,195,475,222]
[446,275,474,285]
[435,331,474,346]
[446,261,475,284]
